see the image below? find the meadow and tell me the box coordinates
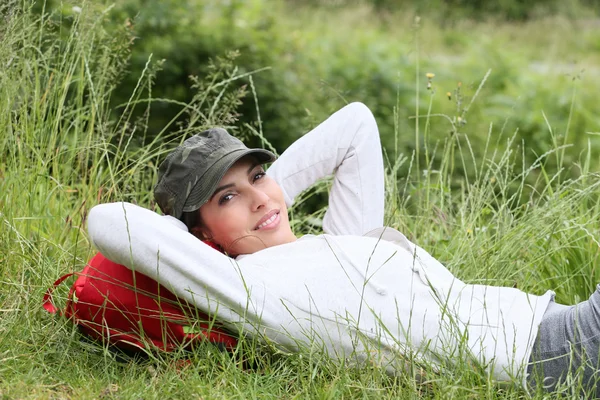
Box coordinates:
[2,1,600,398]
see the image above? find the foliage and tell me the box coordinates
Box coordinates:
[112,0,600,182]
[294,0,600,20]
[31,0,600,186]
[102,0,322,152]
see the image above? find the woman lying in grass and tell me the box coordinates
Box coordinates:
[88,102,599,396]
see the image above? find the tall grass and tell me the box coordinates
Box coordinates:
[2,1,600,398]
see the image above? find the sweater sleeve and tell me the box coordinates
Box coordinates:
[266,102,385,236]
[86,202,263,325]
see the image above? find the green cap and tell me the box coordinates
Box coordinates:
[154,128,276,219]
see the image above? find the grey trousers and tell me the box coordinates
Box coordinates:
[527,285,600,397]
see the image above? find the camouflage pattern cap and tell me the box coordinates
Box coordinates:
[154,128,276,219]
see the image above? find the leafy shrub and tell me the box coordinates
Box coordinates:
[106,0,327,151]
[291,0,600,20]
[36,0,600,186]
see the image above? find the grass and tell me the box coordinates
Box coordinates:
[2,1,600,398]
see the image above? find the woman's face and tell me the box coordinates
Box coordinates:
[198,156,296,256]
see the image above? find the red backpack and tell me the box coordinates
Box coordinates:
[43,252,238,353]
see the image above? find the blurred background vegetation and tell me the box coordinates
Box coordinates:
[39,0,600,183]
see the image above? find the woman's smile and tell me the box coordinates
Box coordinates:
[254,210,280,230]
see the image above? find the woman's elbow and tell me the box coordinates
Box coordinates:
[345,102,376,123]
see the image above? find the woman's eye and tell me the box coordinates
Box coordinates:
[253,171,266,182]
[218,193,234,205]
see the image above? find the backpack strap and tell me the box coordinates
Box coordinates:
[42,272,75,314]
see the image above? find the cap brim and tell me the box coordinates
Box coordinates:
[181,148,276,213]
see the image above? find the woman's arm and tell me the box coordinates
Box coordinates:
[86,202,257,323]
[267,102,385,236]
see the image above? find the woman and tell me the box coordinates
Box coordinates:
[88,103,599,395]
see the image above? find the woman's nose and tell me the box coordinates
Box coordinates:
[250,187,270,210]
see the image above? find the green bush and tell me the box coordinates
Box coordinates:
[293,0,600,20]
[36,0,600,187]
[107,0,328,151]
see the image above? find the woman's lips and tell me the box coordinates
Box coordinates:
[254,210,280,230]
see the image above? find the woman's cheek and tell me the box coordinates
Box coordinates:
[220,217,245,241]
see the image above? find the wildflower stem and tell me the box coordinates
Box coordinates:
[414,16,421,184]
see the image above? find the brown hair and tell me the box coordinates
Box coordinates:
[181,209,208,240]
